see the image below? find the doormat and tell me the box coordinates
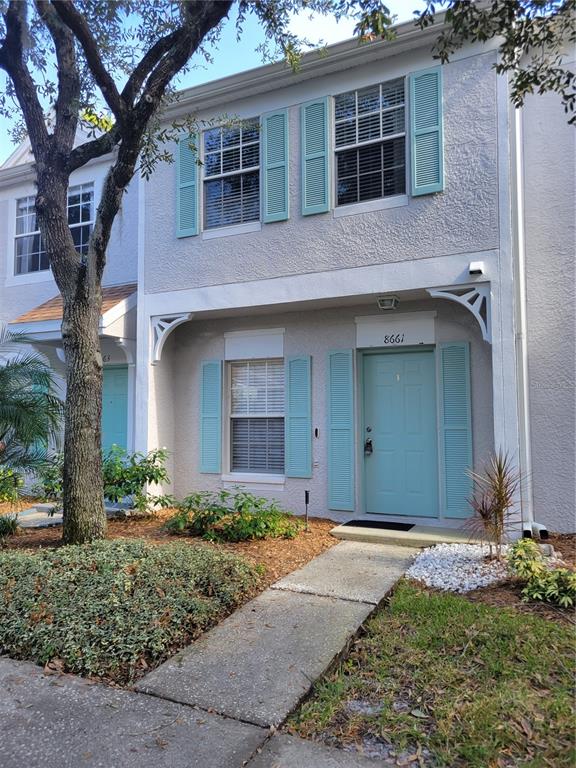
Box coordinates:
[342,520,415,531]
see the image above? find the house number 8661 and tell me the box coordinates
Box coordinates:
[383,334,405,344]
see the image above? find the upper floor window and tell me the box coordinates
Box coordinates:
[334,79,406,206]
[229,358,284,474]
[14,183,94,275]
[203,120,260,230]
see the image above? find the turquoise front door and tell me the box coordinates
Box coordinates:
[363,351,438,517]
[102,365,128,453]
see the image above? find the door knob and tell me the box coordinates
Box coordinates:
[364,438,373,456]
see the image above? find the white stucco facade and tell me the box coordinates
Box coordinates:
[0,26,573,532]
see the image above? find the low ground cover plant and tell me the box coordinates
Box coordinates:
[0,539,259,683]
[508,538,576,608]
[165,489,301,542]
[0,513,18,541]
[291,580,575,767]
[34,447,173,514]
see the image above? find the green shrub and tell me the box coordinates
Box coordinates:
[34,447,173,514]
[507,539,576,608]
[0,513,18,540]
[0,539,259,683]
[0,466,23,504]
[32,454,63,505]
[165,489,301,542]
[102,446,173,513]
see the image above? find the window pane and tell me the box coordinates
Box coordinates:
[222,126,240,148]
[357,85,380,114]
[337,177,358,206]
[242,143,259,169]
[204,128,221,153]
[381,79,404,109]
[204,152,221,177]
[81,201,92,223]
[242,119,260,142]
[358,144,382,175]
[335,92,355,121]
[358,113,381,143]
[68,203,81,225]
[335,118,356,148]
[359,172,383,202]
[337,148,358,178]
[382,106,404,137]
[231,417,285,474]
[222,147,241,174]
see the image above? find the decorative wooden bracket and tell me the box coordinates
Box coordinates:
[426,283,491,343]
[151,313,193,364]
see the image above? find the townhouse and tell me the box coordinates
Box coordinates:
[1,18,574,533]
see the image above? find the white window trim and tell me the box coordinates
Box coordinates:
[202,221,261,240]
[333,78,409,211]
[221,472,285,485]
[224,357,286,478]
[333,194,408,218]
[201,120,261,233]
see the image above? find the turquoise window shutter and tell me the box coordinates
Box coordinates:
[200,360,222,473]
[409,68,444,196]
[285,356,312,477]
[177,133,199,237]
[328,350,355,511]
[439,343,473,518]
[262,110,289,222]
[301,97,330,215]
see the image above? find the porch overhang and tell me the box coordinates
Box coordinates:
[8,283,137,343]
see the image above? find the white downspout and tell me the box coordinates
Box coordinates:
[512,105,547,539]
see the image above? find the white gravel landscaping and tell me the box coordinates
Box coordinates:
[406,542,510,593]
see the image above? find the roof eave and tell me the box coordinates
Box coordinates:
[163,15,448,119]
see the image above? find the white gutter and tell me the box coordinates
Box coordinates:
[512,104,544,537]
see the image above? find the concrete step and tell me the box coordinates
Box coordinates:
[331,523,479,548]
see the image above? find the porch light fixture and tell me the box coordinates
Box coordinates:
[377,295,400,311]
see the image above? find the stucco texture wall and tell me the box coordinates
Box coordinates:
[523,90,576,533]
[151,299,493,520]
[144,51,499,294]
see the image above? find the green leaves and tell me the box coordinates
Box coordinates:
[0,324,63,471]
[507,539,576,607]
[0,539,259,683]
[416,1,576,124]
[165,488,302,542]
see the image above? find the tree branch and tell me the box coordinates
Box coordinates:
[34,0,80,154]
[67,125,120,173]
[51,0,128,126]
[121,28,181,105]
[132,0,233,130]
[0,1,49,155]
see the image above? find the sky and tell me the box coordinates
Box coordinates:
[0,1,415,165]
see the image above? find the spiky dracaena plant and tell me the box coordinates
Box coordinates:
[466,451,520,559]
[0,325,63,471]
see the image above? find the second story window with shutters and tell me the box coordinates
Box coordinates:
[334,79,406,207]
[14,183,94,275]
[203,120,260,230]
[229,359,285,474]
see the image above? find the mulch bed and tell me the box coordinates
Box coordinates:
[461,533,576,625]
[2,508,339,590]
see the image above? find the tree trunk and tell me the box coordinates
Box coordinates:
[61,287,106,544]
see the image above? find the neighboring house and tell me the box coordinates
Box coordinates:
[0,136,140,454]
[1,19,574,533]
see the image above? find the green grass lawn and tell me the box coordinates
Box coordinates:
[0,539,259,684]
[290,581,575,767]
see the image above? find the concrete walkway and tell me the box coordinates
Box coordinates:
[0,541,415,767]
